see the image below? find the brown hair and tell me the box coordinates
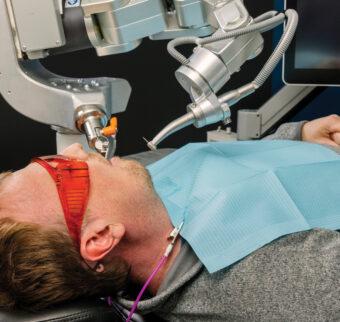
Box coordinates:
[0,217,128,311]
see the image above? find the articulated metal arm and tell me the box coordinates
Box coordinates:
[0,0,298,156]
[0,0,221,156]
[0,0,135,157]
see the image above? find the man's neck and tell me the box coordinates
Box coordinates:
[114,205,181,294]
[130,236,181,294]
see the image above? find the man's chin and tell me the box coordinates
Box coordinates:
[110,157,155,191]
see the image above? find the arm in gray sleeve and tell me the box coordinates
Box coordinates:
[263,121,307,141]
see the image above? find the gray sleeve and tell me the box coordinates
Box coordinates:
[152,229,340,322]
[263,121,307,141]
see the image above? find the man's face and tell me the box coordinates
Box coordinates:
[0,144,154,232]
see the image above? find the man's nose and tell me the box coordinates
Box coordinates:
[61,143,89,160]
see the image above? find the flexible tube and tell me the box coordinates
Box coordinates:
[198,13,285,46]
[125,224,183,321]
[126,256,168,322]
[167,11,285,65]
[253,11,278,23]
[218,10,298,107]
[167,37,198,65]
[253,9,298,87]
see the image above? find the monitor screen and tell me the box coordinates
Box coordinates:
[284,0,340,85]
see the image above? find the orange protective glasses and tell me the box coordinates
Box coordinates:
[31,156,90,249]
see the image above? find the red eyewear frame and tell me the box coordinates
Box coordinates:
[31,156,90,249]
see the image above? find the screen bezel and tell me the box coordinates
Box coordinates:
[283,0,340,86]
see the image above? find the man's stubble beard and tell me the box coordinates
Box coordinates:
[122,160,155,191]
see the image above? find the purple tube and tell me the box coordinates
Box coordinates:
[126,255,168,322]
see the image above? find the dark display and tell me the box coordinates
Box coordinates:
[295,0,340,70]
[284,0,340,85]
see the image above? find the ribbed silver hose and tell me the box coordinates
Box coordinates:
[253,11,278,23]
[147,112,195,150]
[198,13,285,46]
[167,37,198,65]
[218,9,298,104]
[167,11,285,65]
[253,9,298,87]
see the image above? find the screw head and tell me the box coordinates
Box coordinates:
[67,0,78,5]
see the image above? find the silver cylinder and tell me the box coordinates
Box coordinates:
[75,105,108,148]
[187,93,230,128]
[175,47,229,99]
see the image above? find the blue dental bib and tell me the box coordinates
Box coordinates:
[147,141,340,273]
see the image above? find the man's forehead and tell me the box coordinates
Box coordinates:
[0,163,61,217]
[0,172,12,187]
[4,163,53,191]
[0,163,69,235]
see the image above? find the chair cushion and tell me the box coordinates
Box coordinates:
[0,299,131,322]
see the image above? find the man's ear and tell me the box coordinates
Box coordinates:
[80,220,125,262]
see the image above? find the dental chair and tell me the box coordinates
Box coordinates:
[0,299,162,322]
[0,299,127,322]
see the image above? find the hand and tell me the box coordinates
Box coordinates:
[302,115,340,147]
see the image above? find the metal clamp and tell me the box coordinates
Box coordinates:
[75,105,118,158]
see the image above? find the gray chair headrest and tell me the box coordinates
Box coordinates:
[0,299,130,322]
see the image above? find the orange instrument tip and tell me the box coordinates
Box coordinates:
[102,117,118,137]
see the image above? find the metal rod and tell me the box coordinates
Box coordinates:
[147,112,195,150]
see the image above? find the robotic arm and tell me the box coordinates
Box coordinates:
[0,0,298,157]
[148,6,298,149]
